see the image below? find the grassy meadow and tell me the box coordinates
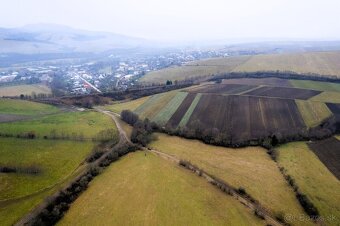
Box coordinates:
[277,142,340,225]
[140,51,340,83]
[295,100,332,127]
[0,110,117,139]
[310,91,340,103]
[148,133,311,225]
[103,96,149,114]
[0,98,59,116]
[140,56,250,83]
[59,151,262,226]
[0,138,96,225]
[290,80,340,92]
[0,84,51,97]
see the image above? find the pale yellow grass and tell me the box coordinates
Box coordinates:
[59,151,262,226]
[0,84,51,97]
[277,142,340,225]
[140,56,250,83]
[233,51,340,77]
[149,133,312,226]
[310,91,340,103]
[104,96,149,114]
[295,100,332,127]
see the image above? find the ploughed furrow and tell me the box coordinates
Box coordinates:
[166,93,196,128]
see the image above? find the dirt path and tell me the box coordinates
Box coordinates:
[102,111,284,226]
[93,107,132,146]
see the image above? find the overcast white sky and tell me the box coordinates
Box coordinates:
[1,0,340,41]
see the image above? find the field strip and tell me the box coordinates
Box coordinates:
[152,92,188,125]
[146,147,284,226]
[237,85,263,95]
[178,93,202,128]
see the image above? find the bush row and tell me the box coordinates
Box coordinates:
[278,166,319,220]
[26,143,138,226]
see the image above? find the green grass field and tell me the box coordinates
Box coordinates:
[0,98,59,116]
[103,96,150,114]
[277,142,340,225]
[310,91,340,103]
[0,84,51,97]
[152,92,188,125]
[0,138,96,225]
[295,100,332,127]
[0,138,95,199]
[290,80,340,92]
[0,110,117,139]
[148,133,311,225]
[59,151,262,226]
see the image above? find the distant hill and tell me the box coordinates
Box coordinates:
[0,24,150,54]
[140,51,340,83]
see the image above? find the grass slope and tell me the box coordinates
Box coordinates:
[0,84,51,97]
[140,56,250,83]
[0,111,116,139]
[0,138,96,225]
[104,96,149,114]
[0,138,95,199]
[148,133,311,225]
[152,92,188,125]
[140,51,340,83]
[59,151,262,226]
[0,98,59,116]
[290,80,340,92]
[295,100,332,127]
[310,91,340,103]
[134,91,178,120]
[277,142,340,225]
[234,51,340,77]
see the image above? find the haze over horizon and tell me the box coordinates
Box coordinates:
[1,0,340,42]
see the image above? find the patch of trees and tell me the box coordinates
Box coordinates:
[209,71,340,84]
[121,110,157,146]
[279,166,319,220]
[26,143,138,226]
[60,95,110,108]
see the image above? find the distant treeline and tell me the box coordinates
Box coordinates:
[0,129,118,143]
[209,71,340,83]
[50,82,193,108]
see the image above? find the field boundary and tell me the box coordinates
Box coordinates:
[147,147,285,226]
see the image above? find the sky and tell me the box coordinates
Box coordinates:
[0,0,340,42]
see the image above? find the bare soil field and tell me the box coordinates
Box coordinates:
[186,94,305,142]
[222,77,293,87]
[327,103,340,115]
[308,137,340,180]
[187,84,256,94]
[244,86,321,100]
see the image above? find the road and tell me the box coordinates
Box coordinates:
[79,76,102,93]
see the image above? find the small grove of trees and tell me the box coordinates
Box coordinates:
[121,110,157,146]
